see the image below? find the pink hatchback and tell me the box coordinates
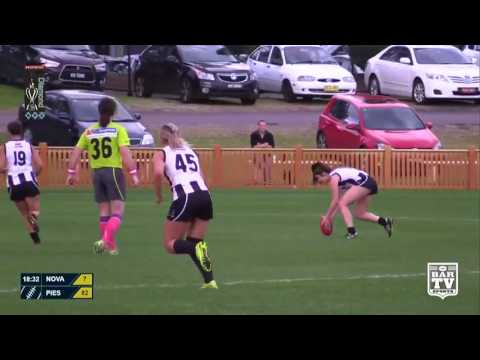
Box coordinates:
[317,94,442,149]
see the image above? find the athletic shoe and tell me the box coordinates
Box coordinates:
[384,217,393,238]
[93,240,105,254]
[195,241,212,272]
[108,249,119,256]
[201,280,218,289]
[346,232,359,240]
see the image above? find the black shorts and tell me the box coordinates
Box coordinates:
[92,167,127,203]
[360,176,379,195]
[8,181,40,202]
[167,190,213,222]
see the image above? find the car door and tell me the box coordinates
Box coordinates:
[163,45,183,94]
[105,60,129,90]
[338,103,362,148]
[322,99,348,148]
[247,46,272,91]
[375,46,402,95]
[140,45,167,93]
[388,46,415,96]
[263,46,284,92]
[39,96,75,146]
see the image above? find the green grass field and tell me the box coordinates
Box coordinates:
[0,188,478,314]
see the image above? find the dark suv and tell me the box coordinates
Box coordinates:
[18,90,155,147]
[134,45,259,105]
[0,45,107,90]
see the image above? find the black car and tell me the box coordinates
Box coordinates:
[0,45,107,90]
[134,45,259,105]
[18,90,155,147]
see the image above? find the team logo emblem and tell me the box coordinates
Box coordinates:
[427,263,458,300]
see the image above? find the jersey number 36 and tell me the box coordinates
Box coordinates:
[90,138,112,160]
[175,154,198,172]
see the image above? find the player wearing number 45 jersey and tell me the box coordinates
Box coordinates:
[0,122,43,244]
[66,97,139,255]
[312,162,393,240]
[153,123,217,289]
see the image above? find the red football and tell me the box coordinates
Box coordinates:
[320,216,333,236]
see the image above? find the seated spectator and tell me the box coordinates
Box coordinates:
[250,120,275,185]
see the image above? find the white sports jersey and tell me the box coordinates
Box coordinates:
[329,167,369,190]
[163,145,208,200]
[5,140,37,187]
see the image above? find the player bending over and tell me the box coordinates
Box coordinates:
[153,123,217,289]
[66,97,139,255]
[0,121,42,244]
[312,162,393,239]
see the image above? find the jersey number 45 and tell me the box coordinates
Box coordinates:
[175,154,198,172]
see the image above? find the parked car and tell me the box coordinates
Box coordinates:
[134,45,259,105]
[317,94,441,149]
[364,45,480,104]
[247,45,356,102]
[0,45,107,90]
[462,45,480,65]
[18,90,155,147]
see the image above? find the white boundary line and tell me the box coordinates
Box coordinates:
[1,270,478,294]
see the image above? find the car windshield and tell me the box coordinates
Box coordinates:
[284,46,338,64]
[178,45,238,63]
[414,47,470,64]
[71,98,134,122]
[32,45,91,51]
[363,108,425,130]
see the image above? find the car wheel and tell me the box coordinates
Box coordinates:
[282,81,296,102]
[135,76,152,98]
[368,75,381,96]
[412,79,427,104]
[180,78,194,104]
[241,97,256,105]
[316,131,327,148]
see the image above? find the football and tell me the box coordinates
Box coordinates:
[320,216,333,236]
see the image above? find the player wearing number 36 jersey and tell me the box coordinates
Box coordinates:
[66,97,139,255]
[0,121,43,244]
[153,123,217,289]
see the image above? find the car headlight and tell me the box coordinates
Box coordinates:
[426,73,449,82]
[39,57,60,68]
[297,75,316,82]
[376,143,385,150]
[141,133,155,146]
[193,68,215,81]
[433,141,443,150]
[342,76,355,83]
[95,62,107,72]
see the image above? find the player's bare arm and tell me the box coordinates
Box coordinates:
[153,151,165,203]
[31,147,43,176]
[120,146,139,186]
[325,175,340,221]
[66,147,83,186]
[0,144,6,174]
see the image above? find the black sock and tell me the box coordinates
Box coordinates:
[378,217,387,226]
[30,232,40,244]
[186,237,213,283]
[347,227,357,235]
[173,239,195,254]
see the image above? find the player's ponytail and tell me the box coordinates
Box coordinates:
[160,123,189,149]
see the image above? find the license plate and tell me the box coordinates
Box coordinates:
[227,84,242,88]
[70,73,85,79]
[324,85,339,92]
[458,87,477,94]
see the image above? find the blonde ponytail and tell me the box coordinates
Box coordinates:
[160,123,189,149]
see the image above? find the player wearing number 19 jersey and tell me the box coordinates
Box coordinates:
[66,97,139,255]
[0,121,43,244]
[153,123,217,289]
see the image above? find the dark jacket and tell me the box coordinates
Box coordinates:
[250,130,275,148]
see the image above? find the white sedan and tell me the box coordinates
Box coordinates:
[364,45,480,104]
[247,45,356,102]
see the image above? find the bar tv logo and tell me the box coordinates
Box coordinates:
[24,64,46,120]
[427,263,458,300]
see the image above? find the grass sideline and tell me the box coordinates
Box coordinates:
[0,84,23,110]
[0,188,478,314]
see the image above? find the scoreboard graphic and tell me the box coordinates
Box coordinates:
[20,273,94,300]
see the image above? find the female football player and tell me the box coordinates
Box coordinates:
[0,121,43,244]
[66,97,139,255]
[152,123,217,289]
[312,162,393,239]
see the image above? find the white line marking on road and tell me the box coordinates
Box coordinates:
[1,270,478,294]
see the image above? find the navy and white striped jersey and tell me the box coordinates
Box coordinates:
[5,140,37,187]
[163,144,208,200]
[329,167,369,191]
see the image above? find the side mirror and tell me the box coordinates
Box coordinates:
[134,113,142,120]
[426,121,433,129]
[237,54,248,63]
[346,123,360,131]
[399,57,412,65]
[166,55,179,64]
